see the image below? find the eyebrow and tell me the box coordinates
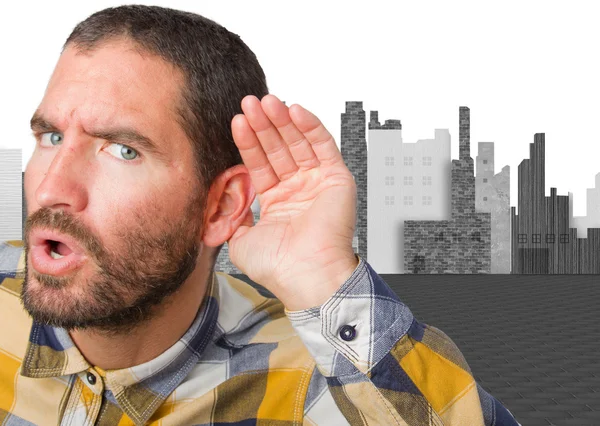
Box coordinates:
[30,111,168,162]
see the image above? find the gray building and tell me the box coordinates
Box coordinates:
[0,149,22,241]
[367,111,451,273]
[475,142,511,273]
[404,107,492,273]
[340,102,368,261]
[573,172,600,239]
[511,134,600,274]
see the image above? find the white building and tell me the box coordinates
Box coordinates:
[367,112,451,273]
[475,142,511,273]
[0,149,22,241]
[573,172,600,238]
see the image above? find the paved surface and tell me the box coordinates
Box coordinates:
[233,273,600,426]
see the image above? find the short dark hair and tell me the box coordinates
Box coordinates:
[64,5,268,266]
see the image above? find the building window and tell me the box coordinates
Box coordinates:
[422,196,432,206]
[532,234,541,244]
[546,234,555,243]
[385,195,395,206]
[483,197,488,201]
[452,233,461,242]
[385,156,395,166]
[471,232,481,242]
[483,178,488,183]
[518,234,527,244]
[403,196,413,206]
[385,176,395,186]
[422,156,432,166]
[483,160,488,164]
[435,232,444,242]
[422,176,432,186]
[404,176,413,186]
[404,156,413,166]
[560,234,569,244]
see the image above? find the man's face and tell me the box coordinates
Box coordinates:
[22,39,206,332]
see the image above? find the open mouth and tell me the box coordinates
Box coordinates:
[47,239,74,259]
[29,230,87,276]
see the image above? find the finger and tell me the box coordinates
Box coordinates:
[261,95,320,170]
[240,95,299,181]
[288,104,344,167]
[231,113,279,195]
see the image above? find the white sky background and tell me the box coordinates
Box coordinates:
[1,0,599,216]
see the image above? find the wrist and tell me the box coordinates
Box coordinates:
[280,253,359,312]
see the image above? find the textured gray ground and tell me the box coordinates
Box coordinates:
[234,273,600,426]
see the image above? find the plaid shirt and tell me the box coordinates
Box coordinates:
[0,240,520,425]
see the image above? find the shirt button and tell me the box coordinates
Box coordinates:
[86,371,97,386]
[339,325,356,341]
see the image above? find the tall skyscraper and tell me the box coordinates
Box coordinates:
[511,135,600,273]
[340,102,368,261]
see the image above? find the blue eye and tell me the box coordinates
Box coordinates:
[38,132,139,162]
[50,132,62,144]
[106,143,139,161]
[39,132,63,146]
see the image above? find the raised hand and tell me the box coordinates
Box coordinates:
[228,94,359,311]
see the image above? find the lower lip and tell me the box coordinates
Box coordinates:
[29,244,87,276]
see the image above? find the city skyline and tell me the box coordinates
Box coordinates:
[5,101,599,274]
[1,1,600,217]
[511,135,600,273]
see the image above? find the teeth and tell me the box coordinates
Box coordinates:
[50,250,65,260]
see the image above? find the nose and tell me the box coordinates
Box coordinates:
[34,136,90,213]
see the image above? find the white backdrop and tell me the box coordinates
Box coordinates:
[2,0,599,216]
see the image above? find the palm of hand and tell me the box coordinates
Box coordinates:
[230,163,356,293]
[227,94,357,308]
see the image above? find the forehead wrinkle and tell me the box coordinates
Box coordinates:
[41,41,193,169]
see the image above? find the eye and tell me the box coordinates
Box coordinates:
[105,143,139,161]
[37,132,139,161]
[39,131,63,146]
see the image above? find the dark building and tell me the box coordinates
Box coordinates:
[511,134,600,274]
[404,107,492,273]
[341,102,368,261]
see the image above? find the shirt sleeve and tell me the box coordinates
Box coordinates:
[286,255,521,426]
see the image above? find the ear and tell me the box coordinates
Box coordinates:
[201,164,256,248]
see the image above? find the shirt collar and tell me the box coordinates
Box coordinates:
[20,270,221,425]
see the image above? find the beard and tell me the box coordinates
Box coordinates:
[21,191,205,335]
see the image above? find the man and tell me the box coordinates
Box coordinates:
[0,5,520,425]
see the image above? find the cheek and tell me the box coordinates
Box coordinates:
[102,191,176,233]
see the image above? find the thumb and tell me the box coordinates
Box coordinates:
[228,207,254,245]
[242,206,254,227]
[227,207,255,273]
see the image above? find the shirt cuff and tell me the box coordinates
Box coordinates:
[286,255,415,377]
